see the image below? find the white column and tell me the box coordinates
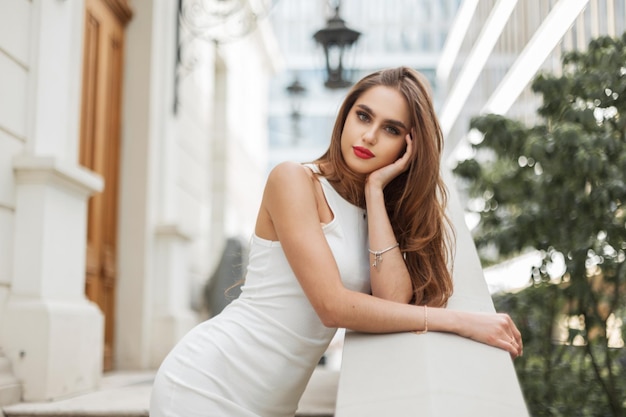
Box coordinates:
[149,0,200,367]
[116,0,199,369]
[0,0,107,401]
[25,0,84,161]
[115,0,158,369]
[150,225,196,367]
[3,157,104,401]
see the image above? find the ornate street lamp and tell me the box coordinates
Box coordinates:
[286,78,306,118]
[286,78,307,143]
[173,0,275,113]
[313,4,361,89]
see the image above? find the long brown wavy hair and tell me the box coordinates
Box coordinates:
[313,67,454,307]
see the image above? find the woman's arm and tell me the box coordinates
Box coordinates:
[261,162,522,358]
[365,184,413,302]
[365,133,414,302]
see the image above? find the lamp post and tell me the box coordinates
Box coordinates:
[286,78,307,143]
[313,3,361,89]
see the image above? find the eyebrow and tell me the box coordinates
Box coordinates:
[356,104,408,131]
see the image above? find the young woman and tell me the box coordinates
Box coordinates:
[149,67,522,417]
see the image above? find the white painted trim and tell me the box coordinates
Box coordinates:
[13,155,103,196]
[155,223,193,242]
[436,0,479,84]
[438,0,519,138]
[482,0,590,115]
[590,0,599,38]
[607,1,615,36]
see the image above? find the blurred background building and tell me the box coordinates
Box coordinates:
[439,0,626,162]
[267,0,461,168]
[0,0,623,415]
[436,0,626,293]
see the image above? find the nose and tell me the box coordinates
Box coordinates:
[362,127,377,145]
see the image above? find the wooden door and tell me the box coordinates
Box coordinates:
[79,0,131,371]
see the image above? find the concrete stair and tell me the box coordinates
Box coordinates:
[0,355,21,407]
[2,369,336,417]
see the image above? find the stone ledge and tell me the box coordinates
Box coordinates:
[2,368,338,417]
[2,372,153,417]
[13,155,103,197]
[335,331,528,417]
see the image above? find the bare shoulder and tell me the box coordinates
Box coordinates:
[268,161,313,182]
[266,162,316,193]
[264,162,333,226]
[263,162,321,217]
[256,162,315,240]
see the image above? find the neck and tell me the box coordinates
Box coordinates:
[316,162,366,208]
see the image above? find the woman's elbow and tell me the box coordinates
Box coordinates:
[313,293,348,328]
[317,304,341,328]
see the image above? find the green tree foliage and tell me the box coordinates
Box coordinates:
[453,34,626,416]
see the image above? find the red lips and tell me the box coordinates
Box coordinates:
[353,146,374,159]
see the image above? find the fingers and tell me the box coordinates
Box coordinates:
[509,336,522,359]
[495,335,519,358]
[467,312,524,358]
[507,315,523,357]
[488,313,523,358]
[393,133,413,170]
[495,335,521,359]
[403,132,413,159]
[502,314,523,358]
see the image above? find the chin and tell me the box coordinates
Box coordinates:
[346,162,374,176]
[340,157,360,172]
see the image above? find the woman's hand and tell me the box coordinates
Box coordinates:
[366,133,413,191]
[364,132,415,303]
[458,311,523,359]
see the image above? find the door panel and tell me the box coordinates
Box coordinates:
[79,0,130,371]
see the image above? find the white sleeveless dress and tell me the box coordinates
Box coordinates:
[149,169,370,417]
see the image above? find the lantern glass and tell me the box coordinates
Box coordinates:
[313,6,361,89]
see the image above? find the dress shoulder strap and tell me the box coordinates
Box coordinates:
[302,163,320,174]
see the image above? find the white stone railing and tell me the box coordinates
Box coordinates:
[334,169,529,416]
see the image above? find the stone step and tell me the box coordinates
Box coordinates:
[2,369,337,417]
[0,355,21,406]
[2,372,152,417]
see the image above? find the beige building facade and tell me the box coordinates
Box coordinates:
[0,0,280,403]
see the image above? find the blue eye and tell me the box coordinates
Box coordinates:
[356,111,370,122]
[386,126,401,135]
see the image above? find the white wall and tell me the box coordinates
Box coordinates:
[0,2,31,403]
[117,0,282,369]
[0,0,281,402]
[0,0,30,310]
[0,0,105,401]
[222,33,276,240]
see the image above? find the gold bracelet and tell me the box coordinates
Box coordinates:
[368,242,399,268]
[414,305,428,335]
